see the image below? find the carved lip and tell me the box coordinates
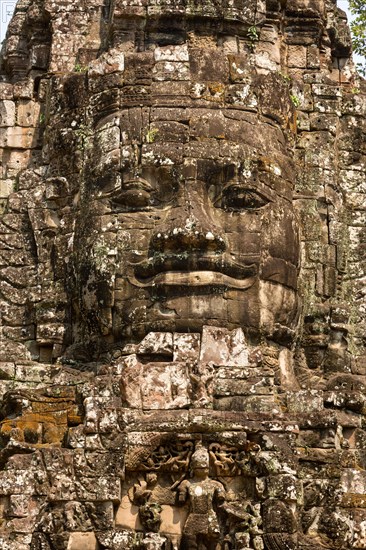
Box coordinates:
[128,255,258,289]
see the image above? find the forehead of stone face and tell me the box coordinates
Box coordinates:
[46,44,296,198]
[85,104,295,203]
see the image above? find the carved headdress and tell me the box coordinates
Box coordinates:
[190,443,210,471]
[1,0,353,81]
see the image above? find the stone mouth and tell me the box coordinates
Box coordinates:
[128,255,258,289]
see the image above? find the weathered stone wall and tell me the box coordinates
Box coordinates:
[0,0,364,549]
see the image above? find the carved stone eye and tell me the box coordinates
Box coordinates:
[111,179,154,209]
[215,183,270,211]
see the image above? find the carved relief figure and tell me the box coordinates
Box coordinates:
[177,445,226,549]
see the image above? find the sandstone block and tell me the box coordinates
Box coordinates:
[0,83,13,100]
[6,494,42,519]
[36,323,65,344]
[16,100,41,127]
[228,54,251,82]
[267,475,303,503]
[199,326,249,367]
[123,331,173,357]
[0,179,14,198]
[0,362,15,380]
[154,45,189,62]
[341,469,366,494]
[14,364,52,383]
[286,390,324,413]
[153,61,190,81]
[3,149,32,175]
[214,395,279,413]
[13,79,34,99]
[353,509,366,547]
[287,45,307,68]
[0,127,39,149]
[67,532,99,550]
[0,101,15,127]
[115,493,141,530]
[0,471,36,495]
[173,332,200,361]
[214,376,274,397]
[121,355,190,409]
[75,476,121,502]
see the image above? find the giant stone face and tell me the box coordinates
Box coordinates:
[68,60,300,346]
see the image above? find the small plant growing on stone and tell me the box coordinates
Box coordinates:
[290,94,301,108]
[247,26,259,51]
[74,63,88,73]
[279,72,291,84]
[39,113,46,125]
[247,26,259,42]
[146,127,159,143]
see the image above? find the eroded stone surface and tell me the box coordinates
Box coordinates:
[0,0,365,548]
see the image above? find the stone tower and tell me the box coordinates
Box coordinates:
[0,0,365,548]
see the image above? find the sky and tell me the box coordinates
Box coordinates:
[0,0,362,63]
[0,0,16,42]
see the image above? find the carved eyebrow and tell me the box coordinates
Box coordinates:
[207,163,278,199]
[216,159,283,178]
[202,163,237,184]
[122,178,154,191]
[222,164,238,180]
[96,178,153,199]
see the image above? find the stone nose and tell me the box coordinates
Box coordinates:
[149,179,226,256]
[149,215,226,255]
